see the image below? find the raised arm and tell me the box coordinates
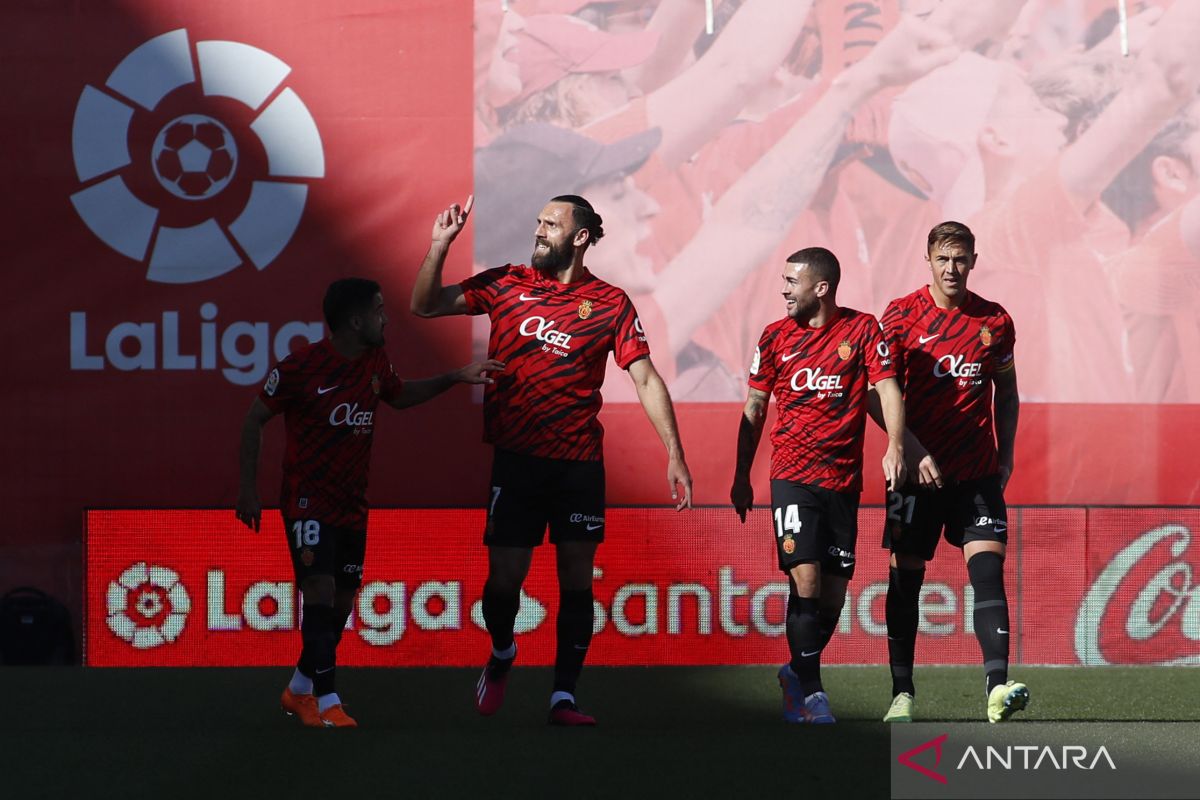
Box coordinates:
[628,357,692,510]
[730,386,770,522]
[385,359,505,410]
[1059,1,1200,211]
[992,365,1019,491]
[411,196,474,318]
[236,398,276,532]
[642,0,816,166]
[655,15,958,355]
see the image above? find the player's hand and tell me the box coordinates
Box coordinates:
[882,443,907,492]
[914,453,944,489]
[431,195,474,245]
[857,14,959,89]
[730,475,754,523]
[456,358,506,385]
[998,463,1012,491]
[235,490,261,532]
[668,455,693,511]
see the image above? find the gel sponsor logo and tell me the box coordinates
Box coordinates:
[329,402,374,429]
[70,303,324,386]
[790,367,845,393]
[933,354,983,379]
[519,315,573,357]
[1075,524,1200,665]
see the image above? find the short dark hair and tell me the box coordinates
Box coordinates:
[551,194,606,246]
[323,278,381,332]
[1102,108,1199,229]
[786,246,841,292]
[927,221,976,255]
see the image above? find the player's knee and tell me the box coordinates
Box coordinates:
[966,550,1004,589]
[789,562,821,598]
[891,552,927,571]
[300,575,336,606]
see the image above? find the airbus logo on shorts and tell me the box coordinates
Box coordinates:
[791,367,844,393]
[329,402,373,428]
[933,354,983,379]
[519,315,573,354]
[975,516,1007,532]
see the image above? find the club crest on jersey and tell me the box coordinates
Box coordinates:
[979,325,993,346]
[371,374,381,395]
[577,299,594,320]
[837,340,854,360]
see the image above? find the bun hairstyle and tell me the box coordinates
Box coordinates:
[551,194,605,245]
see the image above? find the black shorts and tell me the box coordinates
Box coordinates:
[769,480,860,579]
[484,449,606,548]
[881,474,1008,561]
[282,515,366,590]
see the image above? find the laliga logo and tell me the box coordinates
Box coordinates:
[1075,524,1200,665]
[106,562,191,649]
[70,28,324,283]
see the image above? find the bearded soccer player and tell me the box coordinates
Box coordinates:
[235,278,502,728]
[412,194,693,726]
[730,247,906,724]
[874,221,1025,724]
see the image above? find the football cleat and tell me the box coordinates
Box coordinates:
[803,691,836,724]
[987,680,1030,723]
[883,692,915,723]
[777,665,808,723]
[280,687,322,727]
[476,656,513,716]
[319,703,358,728]
[548,699,596,726]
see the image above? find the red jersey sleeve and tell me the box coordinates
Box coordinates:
[375,350,404,403]
[459,266,509,316]
[259,352,303,414]
[863,314,896,385]
[747,325,778,394]
[879,300,907,383]
[613,294,652,369]
[994,309,1016,374]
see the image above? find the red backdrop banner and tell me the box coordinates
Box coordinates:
[84,507,1200,667]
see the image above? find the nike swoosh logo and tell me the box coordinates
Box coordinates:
[800,649,821,658]
[780,352,801,362]
[994,524,1008,533]
[314,667,334,674]
[586,523,604,531]
[519,293,538,301]
[918,334,938,344]
[997,629,1009,635]
[839,560,855,569]
[317,385,338,395]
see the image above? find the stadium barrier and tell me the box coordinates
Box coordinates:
[84,507,1200,667]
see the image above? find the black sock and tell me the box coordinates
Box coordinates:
[817,605,842,650]
[332,607,351,647]
[886,566,925,697]
[553,589,594,694]
[967,552,1009,695]
[482,581,520,662]
[786,594,824,696]
[300,604,340,697]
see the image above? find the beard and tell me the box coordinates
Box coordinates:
[531,237,573,274]
[787,296,819,320]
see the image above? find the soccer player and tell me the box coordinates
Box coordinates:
[235,278,503,728]
[411,193,693,726]
[875,221,1025,724]
[730,247,906,724]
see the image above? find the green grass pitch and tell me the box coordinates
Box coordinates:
[10,666,1199,798]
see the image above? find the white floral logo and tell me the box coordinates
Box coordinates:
[106,562,191,649]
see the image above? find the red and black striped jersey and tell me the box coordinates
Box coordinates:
[880,287,1015,482]
[461,264,649,461]
[258,339,403,529]
[749,308,894,492]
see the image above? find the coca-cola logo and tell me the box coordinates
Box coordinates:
[1075,524,1200,665]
